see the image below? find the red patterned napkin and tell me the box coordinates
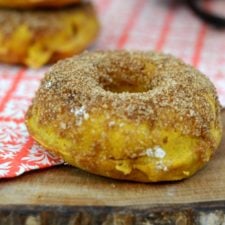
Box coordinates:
[0,0,225,178]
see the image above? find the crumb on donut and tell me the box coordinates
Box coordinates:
[59,122,67,129]
[108,121,116,127]
[146,146,166,159]
[71,106,89,126]
[156,161,168,172]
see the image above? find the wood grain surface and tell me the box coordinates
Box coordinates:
[0,109,224,225]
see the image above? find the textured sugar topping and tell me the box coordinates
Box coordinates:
[33,50,222,137]
[0,2,92,34]
[71,106,89,126]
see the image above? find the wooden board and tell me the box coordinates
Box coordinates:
[0,109,225,225]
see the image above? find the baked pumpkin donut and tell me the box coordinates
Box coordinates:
[0,0,80,8]
[26,51,223,182]
[0,2,99,68]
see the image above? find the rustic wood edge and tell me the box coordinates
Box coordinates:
[0,201,225,225]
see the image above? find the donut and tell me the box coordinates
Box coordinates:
[25,51,223,182]
[0,0,80,8]
[0,2,99,68]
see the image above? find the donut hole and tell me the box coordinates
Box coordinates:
[98,53,156,93]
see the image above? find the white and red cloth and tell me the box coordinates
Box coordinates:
[0,0,225,178]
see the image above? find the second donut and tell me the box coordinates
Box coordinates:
[0,2,99,68]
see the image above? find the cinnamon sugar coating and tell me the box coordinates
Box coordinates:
[32,51,221,137]
[0,3,94,35]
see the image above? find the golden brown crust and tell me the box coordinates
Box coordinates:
[0,3,100,67]
[26,51,223,182]
[0,0,80,8]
